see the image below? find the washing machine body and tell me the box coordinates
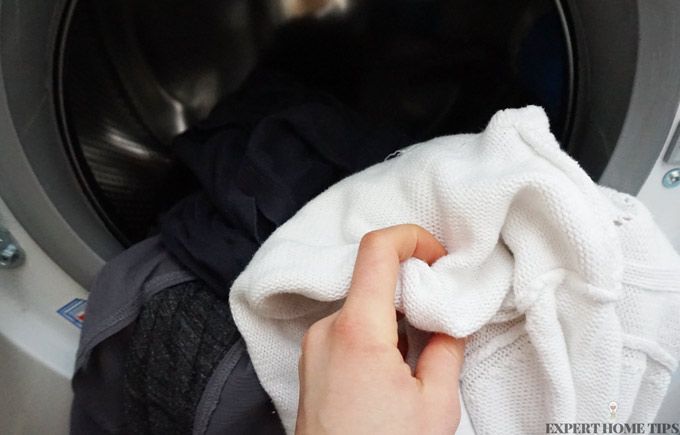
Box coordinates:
[1,0,680,433]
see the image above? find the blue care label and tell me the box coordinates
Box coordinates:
[57,298,87,329]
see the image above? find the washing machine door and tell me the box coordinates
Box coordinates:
[1,0,679,433]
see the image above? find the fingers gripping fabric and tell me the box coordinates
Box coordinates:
[230,106,680,434]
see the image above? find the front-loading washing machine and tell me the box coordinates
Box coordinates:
[1,0,679,433]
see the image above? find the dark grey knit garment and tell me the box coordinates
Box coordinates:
[124,280,240,434]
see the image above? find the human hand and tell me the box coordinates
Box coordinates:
[295,224,465,435]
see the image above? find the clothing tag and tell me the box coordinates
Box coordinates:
[57,298,87,329]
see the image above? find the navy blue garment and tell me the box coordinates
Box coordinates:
[160,72,410,296]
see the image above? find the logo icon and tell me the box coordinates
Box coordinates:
[57,298,87,329]
[608,401,618,420]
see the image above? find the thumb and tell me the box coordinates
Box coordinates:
[415,333,465,405]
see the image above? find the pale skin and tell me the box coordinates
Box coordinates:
[296,224,465,435]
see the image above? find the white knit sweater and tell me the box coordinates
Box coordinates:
[230,106,680,434]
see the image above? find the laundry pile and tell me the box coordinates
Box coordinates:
[70,71,408,434]
[71,86,680,433]
[230,106,680,433]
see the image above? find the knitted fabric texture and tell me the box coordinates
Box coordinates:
[123,281,242,434]
[230,106,680,434]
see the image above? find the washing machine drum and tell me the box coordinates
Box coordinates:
[1,0,679,285]
[58,0,575,245]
